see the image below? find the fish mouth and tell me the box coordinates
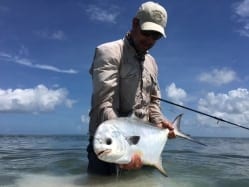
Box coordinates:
[96,149,111,157]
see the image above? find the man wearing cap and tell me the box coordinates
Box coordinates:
[87,1,175,175]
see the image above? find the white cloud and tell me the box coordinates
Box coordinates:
[35,30,66,40]
[198,88,249,127]
[85,5,119,23]
[233,0,249,37]
[198,68,237,86]
[81,114,89,124]
[234,0,249,18]
[0,84,75,113]
[50,30,66,40]
[0,52,78,74]
[80,114,89,134]
[165,83,187,105]
[0,52,11,58]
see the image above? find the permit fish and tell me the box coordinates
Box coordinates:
[93,114,205,176]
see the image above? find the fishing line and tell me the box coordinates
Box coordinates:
[151,95,249,131]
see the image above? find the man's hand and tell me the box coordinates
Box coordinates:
[157,120,176,139]
[119,154,142,170]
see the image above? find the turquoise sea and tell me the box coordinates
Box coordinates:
[0,135,248,187]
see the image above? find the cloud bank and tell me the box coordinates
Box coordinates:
[165,83,187,105]
[198,68,237,86]
[233,0,249,37]
[164,82,249,130]
[85,4,119,23]
[198,88,249,127]
[0,84,75,113]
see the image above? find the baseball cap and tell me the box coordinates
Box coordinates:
[136,1,167,37]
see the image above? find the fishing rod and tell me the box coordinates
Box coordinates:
[151,95,249,131]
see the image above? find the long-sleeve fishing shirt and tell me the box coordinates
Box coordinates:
[89,35,165,136]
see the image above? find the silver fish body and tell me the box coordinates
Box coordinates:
[93,114,204,176]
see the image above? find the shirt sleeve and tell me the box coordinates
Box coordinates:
[90,45,120,122]
[149,79,165,125]
[147,58,165,125]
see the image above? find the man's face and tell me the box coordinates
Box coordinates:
[132,19,162,53]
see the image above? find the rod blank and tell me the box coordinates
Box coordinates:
[151,95,249,131]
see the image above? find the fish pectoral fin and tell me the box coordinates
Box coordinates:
[155,157,168,177]
[126,136,140,145]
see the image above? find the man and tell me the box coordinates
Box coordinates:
[87,1,175,175]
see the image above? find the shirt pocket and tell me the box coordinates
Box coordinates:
[120,63,138,79]
[119,63,140,95]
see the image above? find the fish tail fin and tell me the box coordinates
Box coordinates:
[173,114,207,146]
[155,157,168,177]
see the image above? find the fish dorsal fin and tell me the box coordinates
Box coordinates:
[172,113,183,130]
[126,136,140,145]
[173,114,207,146]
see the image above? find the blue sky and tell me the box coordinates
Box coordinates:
[0,0,249,137]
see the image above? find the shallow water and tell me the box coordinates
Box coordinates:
[0,135,249,187]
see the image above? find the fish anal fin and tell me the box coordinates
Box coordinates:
[154,157,168,177]
[126,136,140,145]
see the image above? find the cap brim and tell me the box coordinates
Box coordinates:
[140,22,166,38]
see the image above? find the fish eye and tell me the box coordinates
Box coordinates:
[105,138,112,145]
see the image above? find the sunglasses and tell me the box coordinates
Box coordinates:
[140,30,162,40]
